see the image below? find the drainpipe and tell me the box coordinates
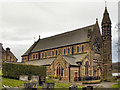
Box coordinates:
[79,66,80,81]
[69,65,71,82]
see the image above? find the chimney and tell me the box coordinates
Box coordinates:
[6,48,10,53]
[0,43,2,53]
[0,43,2,65]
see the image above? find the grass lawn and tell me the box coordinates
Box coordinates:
[0,70,2,75]
[112,83,120,88]
[2,77,83,88]
[2,77,28,88]
[45,79,83,88]
[39,79,71,88]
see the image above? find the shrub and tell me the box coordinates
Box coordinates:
[53,76,58,79]
[2,63,46,79]
[58,76,62,80]
[82,80,101,84]
[48,75,53,79]
[113,76,117,81]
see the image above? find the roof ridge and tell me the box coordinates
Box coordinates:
[41,24,95,40]
[22,24,95,56]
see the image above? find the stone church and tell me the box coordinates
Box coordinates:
[22,6,112,82]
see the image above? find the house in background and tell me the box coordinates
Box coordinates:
[21,6,112,82]
[1,44,18,62]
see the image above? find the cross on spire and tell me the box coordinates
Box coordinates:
[105,0,107,8]
[39,35,40,39]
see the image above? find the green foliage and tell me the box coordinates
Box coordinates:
[48,75,53,79]
[112,83,120,88]
[46,78,54,83]
[112,76,117,81]
[82,80,101,84]
[46,79,71,88]
[2,63,46,79]
[48,75,62,80]
[58,76,62,80]
[53,76,58,79]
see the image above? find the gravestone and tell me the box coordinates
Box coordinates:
[39,76,45,85]
[42,82,54,88]
[69,85,77,90]
[24,83,37,88]
[31,76,39,83]
[82,86,93,90]
[19,75,28,81]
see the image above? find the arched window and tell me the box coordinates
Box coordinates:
[64,49,66,55]
[77,46,79,53]
[36,54,38,59]
[57,67,59,75]
[61,67,63,76]
[42,53,44,58]
[59,66,60,75]
[52,51,54,56]
[85,61,89,76]
[33,55,35,59]
[68,48,70,54]
[56,64,63,76]
[82,45,84,52]
[56,50,58,56]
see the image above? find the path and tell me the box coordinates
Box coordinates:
[83,82,118,88]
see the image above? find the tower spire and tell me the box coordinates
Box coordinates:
[101,4,111,25]
[101,4,112,81]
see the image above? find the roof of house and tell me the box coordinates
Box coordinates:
[22,24,95,56]
[2,47,18,60]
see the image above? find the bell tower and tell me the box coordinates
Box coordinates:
[101,6,112,81]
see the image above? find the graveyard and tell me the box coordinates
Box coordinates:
[2,76,120,89]
[2,77,83,88]
[1,62,120,89]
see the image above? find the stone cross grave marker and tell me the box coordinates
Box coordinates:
[19,75,28,81]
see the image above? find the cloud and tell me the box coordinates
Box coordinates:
[0,2,118,62]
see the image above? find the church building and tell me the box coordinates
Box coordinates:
[21,6,112,82]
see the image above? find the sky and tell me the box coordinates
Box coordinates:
[0,0,119,62]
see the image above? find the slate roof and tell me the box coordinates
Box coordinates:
[73,53,89,62]
[26,58,55,66]
[22,24,95,56]
[25,53,88,66]
[62,55,77,65]
[22,41,38,56]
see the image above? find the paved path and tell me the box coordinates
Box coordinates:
[83,82,118,88]
[51,79,118,88]
[52,79,118,88]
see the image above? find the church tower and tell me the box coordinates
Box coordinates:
[101,6,112,81]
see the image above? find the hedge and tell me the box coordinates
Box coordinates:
[2,63,46,79]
